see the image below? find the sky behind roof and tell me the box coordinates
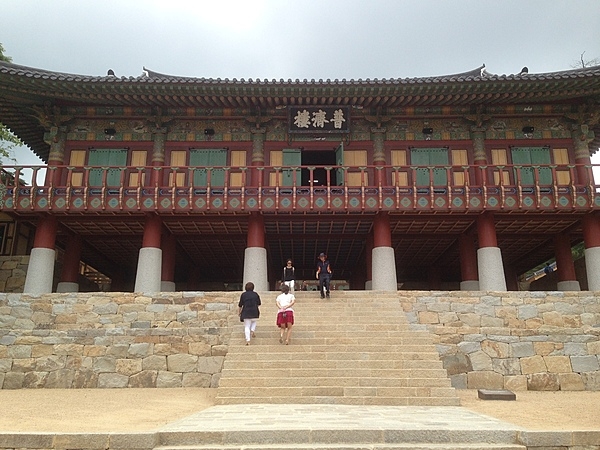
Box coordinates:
[1,0,600,165]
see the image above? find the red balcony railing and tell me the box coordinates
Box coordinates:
[0,163,598,214]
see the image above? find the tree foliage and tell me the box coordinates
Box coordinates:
[0,43,23,163]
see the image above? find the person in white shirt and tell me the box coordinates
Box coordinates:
[276,284,295,345]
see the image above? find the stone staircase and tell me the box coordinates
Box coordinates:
[216,290,460,406]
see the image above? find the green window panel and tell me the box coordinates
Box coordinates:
[411,148,448,186]
[190,149,228,187]
[511,147,551,185]
[88,149,128,186]
[282,148,301,186]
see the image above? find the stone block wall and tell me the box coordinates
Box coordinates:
[0,291,239,389]
[0,256,29,293]
[400,291,600,391]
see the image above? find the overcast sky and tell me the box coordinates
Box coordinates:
[2,0,600,165]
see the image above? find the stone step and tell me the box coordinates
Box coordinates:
[226,344,439,353]
[216,386,457,398]
[214,395,461,406]
[229,337,435,345]
[221,360,446,379]
[218,293,458,406]
[157,446,524,450]
[218,376,453,388]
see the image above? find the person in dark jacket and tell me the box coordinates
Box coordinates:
[282,259,296,293]
[238,281,261,345]
[316,252,332,299]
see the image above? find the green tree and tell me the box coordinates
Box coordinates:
[0,43,23,163]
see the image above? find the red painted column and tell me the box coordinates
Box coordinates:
[582,213,600,249]
[477,212,497,248]
[554,233,577,282]
[366,233,374,282]
[370,212,397,291]
[142,214,162,248]
[372,212,392,247]
[582,212,600,291]
[244,211,268,291]
[134,214,163,293]
[247,212,265,248]
[476,211,507,291]
[459,234,478,282]
[24,214,59,294]
[161,233,176,283]
[33,215,58,249]
[60,235,82,283]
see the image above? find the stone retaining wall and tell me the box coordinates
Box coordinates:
[400,291,600,391]
[0,291,239,389]
[0,256,29,293]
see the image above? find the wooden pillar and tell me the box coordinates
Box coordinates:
[371,212,397,291]
[476,212,507,291]
[250,127,266,187]
[24,215,58,294]
[244,212,268,291]
[134,214,162,293]
[471,127,488,186]
[57,234,82,293]
[554,232,580,291]
[371,127,387,186]
[161,233,177,292]
[582,213,600,291]
[459,234,479,290]
[150,127,167,186]
[43,127,66,186]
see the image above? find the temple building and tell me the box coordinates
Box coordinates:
[0,61,599,294]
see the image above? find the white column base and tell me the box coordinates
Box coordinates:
[134,247,162,293]
[556,280,581,291]
[243,247,268,292]
[477,247,507,291]
[365,280,373,290]
[161,281,176,292]
[371,247,398,291]
[56,282,79,293]
[23,248,56,294]
[460,280,480,291]
[585,247,600,291]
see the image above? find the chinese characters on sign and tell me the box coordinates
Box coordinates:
[288,106,350,133]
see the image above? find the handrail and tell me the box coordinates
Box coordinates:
[1,163,598,213]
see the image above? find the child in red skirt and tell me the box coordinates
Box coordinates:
[276,284,295,344]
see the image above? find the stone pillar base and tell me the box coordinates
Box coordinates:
[460,280,480,291]
[243,247,268,292]
[365,280,372,290]
[477,247,507,291]
[556,280,581,291]
[161,281,176,292]
[23,247,56,294]
[585,246,600,291]
[371,247,397,291]
[134,247,162,293]
[56,282,79,293]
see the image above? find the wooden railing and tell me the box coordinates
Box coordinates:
[0,163,598,213]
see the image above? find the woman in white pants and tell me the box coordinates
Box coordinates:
[238,281,261,345]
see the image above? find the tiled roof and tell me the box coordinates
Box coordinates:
[1,61,599,161]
